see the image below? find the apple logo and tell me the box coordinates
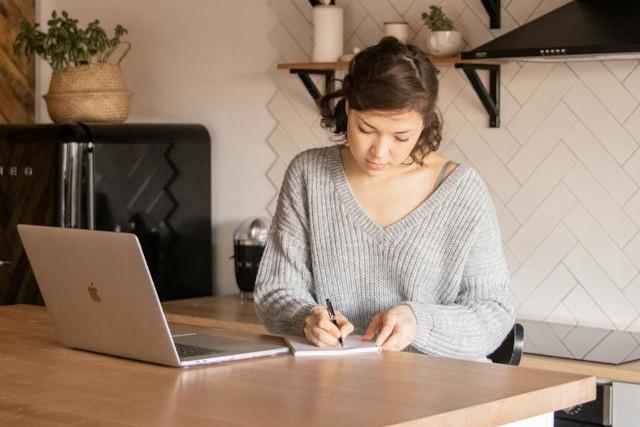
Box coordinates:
[88,282,101,303]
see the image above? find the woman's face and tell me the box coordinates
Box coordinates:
[345,104,425,177]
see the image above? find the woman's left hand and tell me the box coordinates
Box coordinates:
[362,304,417,351]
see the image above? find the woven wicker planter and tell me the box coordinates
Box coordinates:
[44,63,131,123]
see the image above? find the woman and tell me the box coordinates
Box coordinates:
[254,37,514,361]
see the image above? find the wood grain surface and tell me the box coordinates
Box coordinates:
[0,0,35,124]
[0,305,596,426]
[166,296,640,385]
[163,294,269,334]
[521,353,640,385]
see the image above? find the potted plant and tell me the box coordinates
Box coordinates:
[421,5,463,57]
[13,10,131,123]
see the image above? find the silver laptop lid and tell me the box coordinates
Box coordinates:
[18,224,181,367]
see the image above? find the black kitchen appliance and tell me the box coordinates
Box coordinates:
[520,319,636,426]
[462,0,640,61]
[0,123,212,303]
[555,383,612,426]
[233,217,269,298]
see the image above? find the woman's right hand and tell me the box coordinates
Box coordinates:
[303,307,354,347]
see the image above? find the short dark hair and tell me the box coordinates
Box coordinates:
[319,37,442,165]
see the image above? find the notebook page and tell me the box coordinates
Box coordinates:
[284,335,381,356]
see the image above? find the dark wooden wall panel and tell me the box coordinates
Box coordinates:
[0,0,35,123]
[1,0,43,305]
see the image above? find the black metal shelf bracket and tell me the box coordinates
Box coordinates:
[480,0,501,28]
[455,63,501,128]
[289,69,336,106]
[288,63,501,128]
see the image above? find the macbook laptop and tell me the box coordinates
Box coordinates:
[17,224,289,367]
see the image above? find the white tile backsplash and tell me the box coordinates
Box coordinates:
[521,321,572,358]
[562,325,610,359]
[563,121,637,206]
[268,23,308,63]
[268,91,320,151]
[517,264,576,320]
[270,0,313,55]
[623,274,640,313]
[437,66,468,112]
[568,61,638,123]
[546,302,577,329]
[585,331,639,364]
[623,231,640,270]
[507,62,555,105]
[454,7,493,48]
[623,63,640,102]
[507,102,576,184]
[564,81,638,164]
[603,60,638,83]
[564,162,638,247]
[564,204,638,289]
[478,126,520,164]
[360,0,403,28]
[507,143,576,223]
[508,64,577,143]
[508,183,576,261]
[455,124,520,201]
[343,0,368,42]
[511,224,576,301]
[564,285,615,330]
[564,245,637,329]
[506,0,539,25]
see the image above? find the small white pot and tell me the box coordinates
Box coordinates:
[383,21,409,44]
[427,30,464,57]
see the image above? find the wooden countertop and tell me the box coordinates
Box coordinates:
[521,354,640,384]
[163,294,268,334]
[1,304,594,427]
[164,295,640,384]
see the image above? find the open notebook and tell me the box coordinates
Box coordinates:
[284,335,381,356]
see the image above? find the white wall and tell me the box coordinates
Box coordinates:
[37,0,280,295]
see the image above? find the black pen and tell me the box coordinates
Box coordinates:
[326,298,344,347]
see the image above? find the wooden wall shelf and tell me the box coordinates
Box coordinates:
[278,57,506,128]
[276,56,479,71]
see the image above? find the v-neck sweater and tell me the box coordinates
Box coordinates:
[254,146,515,360]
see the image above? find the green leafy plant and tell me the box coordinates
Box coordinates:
[13,10,130,71]
[421,6,455,31]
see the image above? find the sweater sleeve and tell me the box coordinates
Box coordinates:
[404,187,515,360]
[253,154,321,336]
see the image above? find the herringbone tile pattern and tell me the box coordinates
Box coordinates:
[267,0,640,347]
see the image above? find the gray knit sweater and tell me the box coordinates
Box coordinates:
[254,146,514,360]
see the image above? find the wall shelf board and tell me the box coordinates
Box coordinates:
[278,58,504,127]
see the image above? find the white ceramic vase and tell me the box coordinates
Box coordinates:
[427,30,464,57]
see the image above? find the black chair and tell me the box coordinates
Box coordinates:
[488,323,524,365]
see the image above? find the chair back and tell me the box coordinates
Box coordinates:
[488,323,524,365]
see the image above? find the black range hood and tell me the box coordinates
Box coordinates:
[461,0,640,61]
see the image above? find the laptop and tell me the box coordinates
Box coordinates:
[17,224,289,367]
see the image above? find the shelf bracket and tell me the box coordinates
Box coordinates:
[455,63,501,128]
[289,69,336,106]
[480,0,501,28]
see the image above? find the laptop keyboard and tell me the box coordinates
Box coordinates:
[175,343,219,358]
